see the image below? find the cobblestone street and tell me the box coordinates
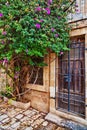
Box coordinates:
[0,99,65,130]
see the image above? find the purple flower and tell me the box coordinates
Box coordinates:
[75,4,78,7]
[45,8,50,15]
[3,59,8,65]
[0,60,3,64]
[2,31,7,35]
[1,40,5,44]
[51,28,55,32]
[75,9,79,13]
[14,75,18,79]
[0,13,3,17]
[14,71,19,79]
[60,51,64,55]
[40,19,44,22]
[55,34,59,37]
[35,7,41,11]
[48,0,52,4]
[35,23,41,29]
[4,59,8,63]
[58,16,61,19]
[15,71,19,74]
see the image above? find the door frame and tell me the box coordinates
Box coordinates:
[55,41,85,117]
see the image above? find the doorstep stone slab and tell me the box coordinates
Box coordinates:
[45,113,63,126]
[62,120,87,130]
[45,113,87,130]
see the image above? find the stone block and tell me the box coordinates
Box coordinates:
[50,99,55,109]
[23,90,49,113]
[1,118,10,124]
[20,116,29,122]
[23,110,32,115]
[11,122,20,129]
[50,87,55,98]
[25,127,33,130]
[0,114,8,121]
[15,114,24,120]
[42,121,48,126]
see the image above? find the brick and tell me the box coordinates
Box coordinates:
[27,111,36,117]
[45,123,58,130]
[10,118,17,125]
[11,122,20,129]
[25,127,33,130]
[1,118,10,124]
[15,114,24,119]
[42,121,48,126]
[24,110,32,115]
[31,118,44,127]
[0,114,8,121]
[56,127,65,130]
[20,116,29,122]
[31,114,41,120]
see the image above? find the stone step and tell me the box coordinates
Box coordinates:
[45,113,87,130]
[45,113,63,126]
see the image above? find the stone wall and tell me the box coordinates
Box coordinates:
[23,89,49,113]
[69,0,87,22]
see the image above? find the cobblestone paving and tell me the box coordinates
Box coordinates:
[0,100,66,130]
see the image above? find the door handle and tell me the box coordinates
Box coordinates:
[64,74,71,82]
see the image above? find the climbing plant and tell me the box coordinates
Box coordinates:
[0,0,77,97]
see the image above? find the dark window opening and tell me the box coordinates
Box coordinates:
[29,66,43,85]
[29,58,43,85]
